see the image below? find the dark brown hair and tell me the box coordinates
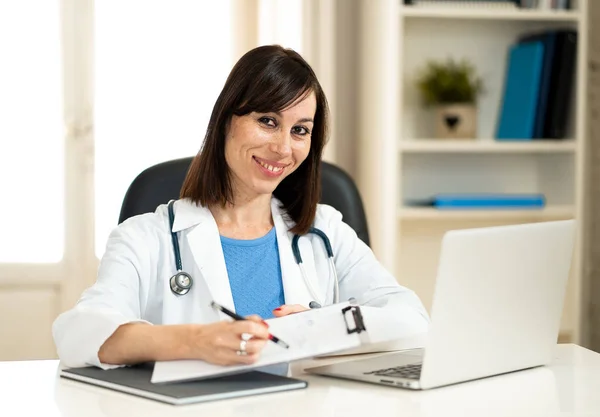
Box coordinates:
[180,45,329,235]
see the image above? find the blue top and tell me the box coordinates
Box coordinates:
[220,227,285,319]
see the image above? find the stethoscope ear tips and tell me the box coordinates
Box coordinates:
[309,301,322,309]
[170,272,193,295]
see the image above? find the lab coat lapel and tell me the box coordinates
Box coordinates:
[174,200,235,311]
[271,199,314,307]
[296,232,322,302]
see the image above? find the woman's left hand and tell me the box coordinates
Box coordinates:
[272,304,309,317]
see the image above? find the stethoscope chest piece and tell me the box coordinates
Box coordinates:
[167,200,194,296]
[170,271,193,295]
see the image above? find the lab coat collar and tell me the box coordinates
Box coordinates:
[171,199,211,233]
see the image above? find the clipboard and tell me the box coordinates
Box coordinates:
[151,301,368,384]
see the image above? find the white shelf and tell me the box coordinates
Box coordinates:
[400,7,581,22]
[399,205,575,221]
[358,0,588,344]
[399,139,577,154]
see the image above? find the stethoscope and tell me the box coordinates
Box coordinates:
[167,200,340,306]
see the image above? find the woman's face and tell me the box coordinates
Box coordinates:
[224,91,316,201]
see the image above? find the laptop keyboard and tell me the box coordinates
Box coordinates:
[363,363,422,380]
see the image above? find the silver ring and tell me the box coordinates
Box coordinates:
[238,339,247,355]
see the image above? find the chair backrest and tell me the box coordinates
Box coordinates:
[118,157,370,246]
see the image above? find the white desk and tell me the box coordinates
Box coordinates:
[2,344,599,417]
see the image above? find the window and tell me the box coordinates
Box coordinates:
[0,2,63,263]
[94,1,234,256]
[258,0,304,52]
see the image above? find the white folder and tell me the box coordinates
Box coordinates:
[151,301,368,384]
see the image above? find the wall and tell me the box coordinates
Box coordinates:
[585,1,600,351]
[333,0,360,179]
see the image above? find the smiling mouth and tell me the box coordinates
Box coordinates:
[253,156,285,173]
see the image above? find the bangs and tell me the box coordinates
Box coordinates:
[233,56,315,115]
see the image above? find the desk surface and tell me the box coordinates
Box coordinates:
[1,344,599,417]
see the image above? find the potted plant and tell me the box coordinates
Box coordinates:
[415,58,484,139]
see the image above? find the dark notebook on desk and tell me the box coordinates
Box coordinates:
[60,363,307,405]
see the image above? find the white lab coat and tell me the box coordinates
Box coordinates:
[52,197,430,369]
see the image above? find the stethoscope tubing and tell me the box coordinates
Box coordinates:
[167,200,339,305]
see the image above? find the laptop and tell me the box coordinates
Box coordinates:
[305,219,575,390]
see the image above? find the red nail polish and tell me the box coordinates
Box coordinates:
[274,307,282,311]
[261,320,269,327]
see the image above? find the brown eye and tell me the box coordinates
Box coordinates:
[258,116,276,127]
[292,125,310,136]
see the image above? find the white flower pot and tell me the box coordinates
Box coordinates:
[435,104,477,139]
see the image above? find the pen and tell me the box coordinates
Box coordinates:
[210,301,290,349]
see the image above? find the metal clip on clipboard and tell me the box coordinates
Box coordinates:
[342,305,366,334]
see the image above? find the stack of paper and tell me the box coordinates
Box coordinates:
[151,302,367,384]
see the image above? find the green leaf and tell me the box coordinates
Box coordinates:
[415,58,484,107]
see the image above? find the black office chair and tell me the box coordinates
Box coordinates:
[118,157,370,246]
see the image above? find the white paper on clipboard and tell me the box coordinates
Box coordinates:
[317,307,428,357]
[151,301,368,384]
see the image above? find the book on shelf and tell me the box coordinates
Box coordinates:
[544,30,577,139]
[402,0,572,9]
[495,41,545,140]
[521,31,557,139]
[406,193,546,209]
[403,0,519,8]
[495,29,576,140]
[519,30,577,139]
[550,0,571,9]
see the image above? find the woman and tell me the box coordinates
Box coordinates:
[52,45,429,370]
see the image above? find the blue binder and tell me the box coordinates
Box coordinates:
[519,31,559,139]
[432,193,545,209]
[496,41,545,140]
[407,193,546,210]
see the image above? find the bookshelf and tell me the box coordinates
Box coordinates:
[357,0,588,344]
[399,205,575,220]
[401,7,580,21]
[400,138,577,153]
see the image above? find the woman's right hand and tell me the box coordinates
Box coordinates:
[184,315,271,366]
